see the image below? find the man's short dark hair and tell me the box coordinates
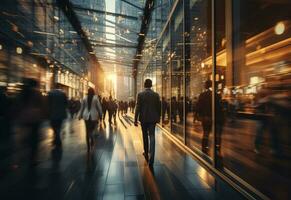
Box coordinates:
[144,79,152,88]
[205,80,212,89]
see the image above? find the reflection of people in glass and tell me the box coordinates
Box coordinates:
[178,97,184,124]
[192,97,198,123]
[162,97,167,123]
[171,96,178,123]
[196,80,212,153]
[254,85,282,156]
[197,80,225,154]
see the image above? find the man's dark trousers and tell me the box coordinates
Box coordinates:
[141,122,156,165]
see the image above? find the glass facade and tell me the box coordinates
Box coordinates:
[0,0,103,98]
[137,0,291,199]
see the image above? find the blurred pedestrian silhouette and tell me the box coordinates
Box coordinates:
[107,96,115,124]
[101,97,108,121]
[17,78,46,165]
[79,88,103,152]
[113,99,118,123]
[254,85,285,156]
[171,96,178,123]
[134,79,161,169]
[196,80,224,154]
[48,84,68,148]
[0,86,10,138]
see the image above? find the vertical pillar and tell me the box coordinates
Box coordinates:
[211,0,217,167]
[225,0,233,87]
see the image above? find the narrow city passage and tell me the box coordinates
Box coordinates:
[0,115,244,200]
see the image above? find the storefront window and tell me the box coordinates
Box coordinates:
[171,1,184,141]
[217,0,291,199]
[161,27,171,131]
[185,0,213,161]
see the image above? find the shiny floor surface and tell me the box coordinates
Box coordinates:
[0,115,245,200]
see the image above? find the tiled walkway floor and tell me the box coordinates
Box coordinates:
[0,115,245,200]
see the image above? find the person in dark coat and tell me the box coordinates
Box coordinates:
[113,99,118,122]
[48,85,68,147]
[107,96,115,124]
[171,96,178,123]
[134,79,161,169]
[17,78,46,164]
[0,86,10,138]
[196,80,224,154]
[101,97,108,120]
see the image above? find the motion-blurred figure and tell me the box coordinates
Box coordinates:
[0,86,10,138]
[101,97,108,121]
[134,79,161,169]
[171,96,178,123]
[48,85,68,147]
[113,99,118,123]
[192,97,198,123]
[107,96,115,124]
[17,78,46,165]
[254,85,287,156]
[161,97,167,123]
[178,97,184,124]
[79,88,103,152]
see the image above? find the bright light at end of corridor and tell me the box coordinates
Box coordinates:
[107,73,116,82]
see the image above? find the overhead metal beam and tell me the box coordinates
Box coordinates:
[121,0,144,11]
[55,0,100,65]
[132,0,155,77]
[92,43,137,48]
[72,4,139,20]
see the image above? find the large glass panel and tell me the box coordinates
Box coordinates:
[217,0,291,199]
[170,1,184,141]
[161,27,171,131]
[185,0,213,161]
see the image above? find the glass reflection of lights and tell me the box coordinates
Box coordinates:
[16,47,22,54]
[274,22,285,35]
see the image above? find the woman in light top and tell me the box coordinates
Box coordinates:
[79,87,103,152]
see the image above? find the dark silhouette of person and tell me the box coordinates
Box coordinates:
[48,85,68,147]
[196,80,224,154]
[101,97,108,121]
[254,86,284,156]
[113,99,118,123]
[178,97,184,123]
[171,96,178,123]
[107,96,115,124]
[124,101,128,114]
[17,78,46,165]
[79,88,103,152]
[161,97,167,123]
[0,86,10,138]
[134,79,161,169]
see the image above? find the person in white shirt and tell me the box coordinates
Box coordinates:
[79,88,103,152]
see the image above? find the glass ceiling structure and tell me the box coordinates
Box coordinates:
[70,0,146,76]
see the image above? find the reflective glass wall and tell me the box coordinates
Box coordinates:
[0,0,103,98]
[138,0,291,199]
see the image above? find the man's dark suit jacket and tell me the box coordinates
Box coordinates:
[134,88,161,124]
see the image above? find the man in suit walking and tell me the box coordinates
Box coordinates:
[134,79,161,168]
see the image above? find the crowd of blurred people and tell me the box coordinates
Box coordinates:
[0,78,137,165]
